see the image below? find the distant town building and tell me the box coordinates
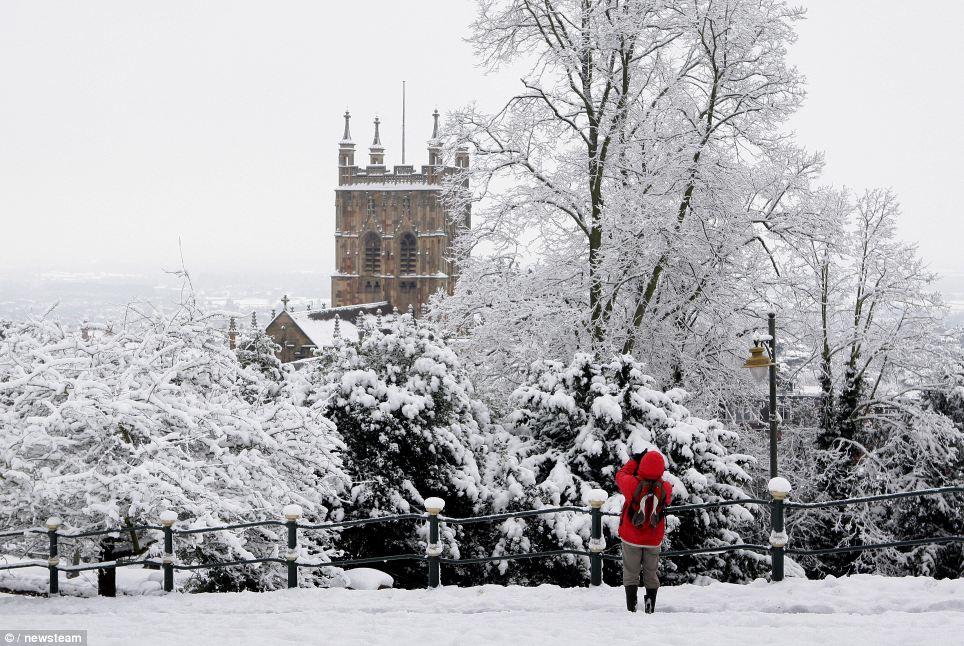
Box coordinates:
[331,109,469,313]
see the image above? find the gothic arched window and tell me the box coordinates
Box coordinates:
[363,233,381,275]
[400,233,417,275]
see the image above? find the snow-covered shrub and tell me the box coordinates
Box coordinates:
[812,402,963,579]
[496,353,766,585]
[0,306,348,591]
[235,320,284,389]
[925,362,964,428]
[310,310,489,587]
[758,393,963,580]
[866,408,964,578]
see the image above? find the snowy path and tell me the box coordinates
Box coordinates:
[2,576,963,645]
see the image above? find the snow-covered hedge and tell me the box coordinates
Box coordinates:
[0,307,348,591]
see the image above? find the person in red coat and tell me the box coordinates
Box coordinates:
[615,449,673,613]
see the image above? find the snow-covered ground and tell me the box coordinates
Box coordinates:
[2,575,962,646]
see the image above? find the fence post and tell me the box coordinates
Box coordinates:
[283,504,302,589]
[160,510,177,593]
[424,497,445,589]
[97,539,117,597]
[587,489,609,587]
[46,516,61,596]
[768,477,792,582]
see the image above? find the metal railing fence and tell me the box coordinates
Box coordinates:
[1,485,961,595]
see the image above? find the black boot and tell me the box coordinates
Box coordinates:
[624,585,638,612]
[644,588,658,614]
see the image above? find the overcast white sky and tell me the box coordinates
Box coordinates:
[1,0,962,278]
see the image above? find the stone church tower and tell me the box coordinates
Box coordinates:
[330,110,469,313]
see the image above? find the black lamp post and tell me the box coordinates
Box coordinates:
[743,313,790,582]
[743,312,779,479]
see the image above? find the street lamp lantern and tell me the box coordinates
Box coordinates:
[743,312,779,480]
[743,343,772,383]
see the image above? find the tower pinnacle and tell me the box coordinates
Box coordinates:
[341,109,352,143]
[372,116,382,146]
[369,116,385,165]
[339,109,356,183]
[428,109,442,166]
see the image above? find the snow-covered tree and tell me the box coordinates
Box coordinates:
[923,346,964,428]
[761,187,951,576]
[0,304,347,591]
[825,354,964,579]
[775,400,964,580]
[777,188,944,450]
[754,335,962,580]
[865,407,964,578]
[433,0,813,409]
[488,353,766,585]
[310,311,490,587]
[235,319,285,403]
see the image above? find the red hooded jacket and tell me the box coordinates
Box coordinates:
[615,451,673,546]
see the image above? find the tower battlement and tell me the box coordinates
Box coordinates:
[337,109,468,187]
[337,164,451,188]
[331,109,470,313]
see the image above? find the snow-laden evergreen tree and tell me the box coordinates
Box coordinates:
[489,353,766,585]
[0,305,347,591]
[775,401,964,580]
[310,310,489,587]
[924,355,964,428]
[900,358,964,577]
[234,318,284,403]
[832,355,964,579]
[752,336,964,579]
[865,406,964,578]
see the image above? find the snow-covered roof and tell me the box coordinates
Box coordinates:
[288,311,360,347]
[269,302,391,348]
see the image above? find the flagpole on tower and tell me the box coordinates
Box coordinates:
[402,80,406,165]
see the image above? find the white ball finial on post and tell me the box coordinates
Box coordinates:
[282,504,304,522]
[767,477,792,501]
[587,488,609,509]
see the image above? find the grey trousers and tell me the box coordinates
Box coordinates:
[621,542,660,589]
